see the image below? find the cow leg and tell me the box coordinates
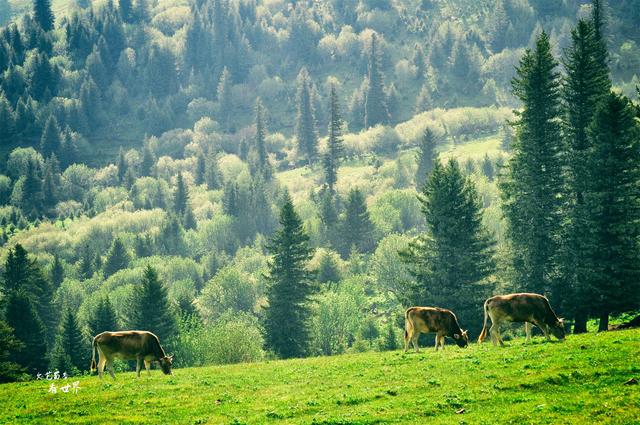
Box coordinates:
[144,360,152,376]
[412,332,420,353]
[136,357,141,378]
[404,328,411,353]
[439,334,445,351]
[525,322,532,343]
[489,323,498,347]
[97,351,106,379]
[106,360,116,379]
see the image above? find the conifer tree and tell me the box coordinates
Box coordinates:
[415,127,437,189]
[205,154,221,190]
[173,172,188,216]
[116,147,128,183]
[78,246,95,279]
[402,160,495,335]
[263,195,315,358]
[339,188,375,256]
[140,141,155,177]
[251,98,271,179]
[481,154,494,181]
[583,93,640,331]
[323,85,344,192]
[382,321,398,351]
[295,68,318,165]
[364,34,389,128]
[195,151,206,186]
[318,188,340,248]
[216,67,233,130]
[183,203,197,230]
[103,237,130,278]
[559,18,612,332]
[499,31,564,295]
[4,291,47,373]
[0,93,15,143]
[119,0,133,22]
[33,0,54,31]
[50,254,64,288]
[41,155,60,211]
[87,296,118,336]
[21,159,43,218]
[50,308,84,372]
[128,265,176,342]
[157,215,186,256]
[0,319,24,382]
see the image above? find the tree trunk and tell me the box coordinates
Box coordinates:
[598,311,609,332]
[573,313,588,334]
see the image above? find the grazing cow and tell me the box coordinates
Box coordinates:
[478,293,565,346]
[404,307,469,352]
[90,331,174,379]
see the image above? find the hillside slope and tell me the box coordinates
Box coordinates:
[1,329,638,424]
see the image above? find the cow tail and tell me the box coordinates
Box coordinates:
[478,300,489,344]
[90,337,97,372]
[404,307,414,339]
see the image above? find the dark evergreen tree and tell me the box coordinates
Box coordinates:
[251,98,271,180]
[78,245,95,280]
[481,154,494,181]
[116,147,128,183]
[0,92,15,144]
[205,154,221,190]
[103,237,130,278]
[140,141,155,177]
[119,0,133,22]
[323,85,344,192]
[195,151,206,186]
[4,291,47,373]
[559,18,612,333]
[50,308,85,372]
[339,188,375,256]
[402,160,495,336]
[295,68,318,165]
[316,251,341,284]
[182,203,197,230]
[33,0,54,31]
[415,127,437,189]
[263,195,315,358]
[134,234,154,258]
[50,254,64,288]
[87,296,118,336]
[128,265,177,342]
[499,32,564,295]
[21,159,43,218]
[0,319,24,383]
[216,67,233,131]
[157,215,186,256]
[582,93,640,331]
[364,34,389,128]
[42,154,60,211]
[173,172,188,216]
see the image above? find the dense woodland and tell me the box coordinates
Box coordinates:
[0,0,639,381]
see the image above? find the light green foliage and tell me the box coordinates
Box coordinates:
[198,265,257,322]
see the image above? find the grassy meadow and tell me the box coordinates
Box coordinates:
[1,328,638,424]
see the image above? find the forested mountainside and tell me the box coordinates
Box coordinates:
[0,0,639,381]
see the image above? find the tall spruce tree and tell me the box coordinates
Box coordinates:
[323,84,344,192]
[116,147,128,183]
[173,172,188,216]
[87,296,118,336]
[50,254,64,288]
[415,127,437,188]
[251,98,271,180]
[4,291,48,373]
[50,308,85,372]
[364,34,389,128]
[339,188,375,256]
[33,0,54,31]
[499,31,564,295]
[40,115,61,158]
[0,319,24,382]
[263,195,315,358]
[217,67,233,131]
[295,68,318,165]
[583,93,640,331]
[128,265,177,342]
[402,160,495,336]
[103,237,130,278]
[559,18,611,333]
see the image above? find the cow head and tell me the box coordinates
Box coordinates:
[453,330,469,348]
[550,319,566,340]
[159,355,174,375]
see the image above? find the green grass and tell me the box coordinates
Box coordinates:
[1,329,638,424]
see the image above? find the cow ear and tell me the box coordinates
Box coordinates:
[453,333,460,339]
[462,330,468,336]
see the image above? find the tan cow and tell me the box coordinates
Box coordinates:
[478,293,565,346]
[404,307,469,352]
[90,331,174,379]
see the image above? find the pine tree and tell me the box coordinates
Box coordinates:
[157,215,186,256]
[591,0,611,95]
[21,159,43,218]
[318,188,340,248]
[119,0,133,22]
[128,265,177,342]
[195,151,206,186]
[103,237,130,278]
[323,85,344,192]
[382,321,398,351]
[87,296,118,336]
[481,154,494,181]
[402,160,495,336]
[583,93,640,331]
[559,18,612,333]
[4,291,48,373]
[295,68,318,165]
[116,147,128,183]
[50,254,64,288]
[499,31,564,295]
[364,34,389,128]
[415,127,437,189]
[339,188,375,256]
[134,234,153,258]
[0,319,24,383]
[33,0,54,31]
[216,67,233,130]
[182,203,197,230]
[173,172,188,216]
[0,93,15,143]
[140,141,155,177]
[251,98,271,179]
[263,195,315,358]
[79,245,95,280]
[41,154,60,211]
[50,308,85,373]
[205,154,221,190]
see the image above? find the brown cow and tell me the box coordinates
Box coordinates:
[404,307,469,352]
[90,331,174,379]
[478,293,565,346]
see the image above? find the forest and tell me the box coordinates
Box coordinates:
[0,0,639,381]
